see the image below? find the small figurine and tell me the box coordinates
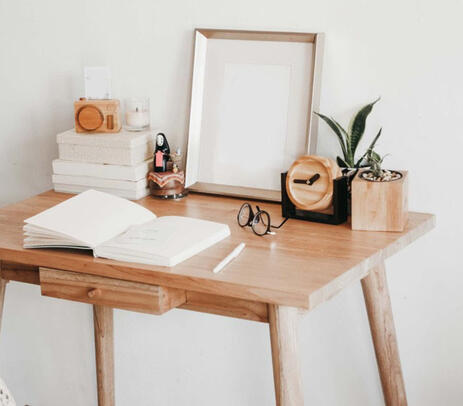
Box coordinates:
[170,148,182,174]
[154,132,170,172]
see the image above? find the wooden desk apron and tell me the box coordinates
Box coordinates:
[0,191,435,406]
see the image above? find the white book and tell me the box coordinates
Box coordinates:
[52,174,147,191]
[52,159,152,181]
[53,184,150,200]
[23,190,230,267]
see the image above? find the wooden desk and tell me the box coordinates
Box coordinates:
[0,191,435,406]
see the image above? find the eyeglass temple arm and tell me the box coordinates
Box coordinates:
[270,217,289,229]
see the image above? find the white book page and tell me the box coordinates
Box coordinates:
[95,216,231,266]
[24,190,156,248]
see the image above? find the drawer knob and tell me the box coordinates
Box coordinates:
[87,288,102,298]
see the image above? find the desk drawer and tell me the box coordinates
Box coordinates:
[39,268,186,315]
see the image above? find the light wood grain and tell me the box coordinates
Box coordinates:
[0,261,39,285]
[269,305,303,406]
[0,191,435,309]
[74,99,121,133]
[362,262,407,406]
[286,156,341,211]
[197,28,316,43]
[307,33,324,154]
[0,272,7,334]
[180,291,268,322]
[93,305,114,406]
[40,268,186,315]
[187,182,281,202]
[0,261,267,321]
[352,171,408,232]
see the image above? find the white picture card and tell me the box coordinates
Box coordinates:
[84,66,112,100]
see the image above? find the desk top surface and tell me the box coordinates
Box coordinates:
[0,191,435,308]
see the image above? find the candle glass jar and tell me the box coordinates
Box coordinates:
[124,97,150,131]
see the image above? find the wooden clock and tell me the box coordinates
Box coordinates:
[285,156,341,212]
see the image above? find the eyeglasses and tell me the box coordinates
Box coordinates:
[237,202,288,236]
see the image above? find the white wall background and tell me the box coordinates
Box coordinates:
[0,0,460,405]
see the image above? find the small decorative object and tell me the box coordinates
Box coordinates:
[148,171,187,199]
[84,66,111,100]
[149,132,186,199]
[153,133,170,172]
[351,152,408,232]
[125,97,150,131]
[170,148,182,174]
[74,98,121,133]
[281,155,348,225]
[315,98,382,170]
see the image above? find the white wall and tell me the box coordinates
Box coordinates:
[0,0,461,405]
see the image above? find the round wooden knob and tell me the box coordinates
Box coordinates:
[286,156,342,211]
[76,105,104,131]
[87,288,102,298]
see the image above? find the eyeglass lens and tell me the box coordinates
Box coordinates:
[252,211,270,236]
[237,203,252,227]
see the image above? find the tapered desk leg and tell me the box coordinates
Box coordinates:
[0,278,7,333]
[361,262,407,406]
[93,305,115,406]
[269,305,303,406]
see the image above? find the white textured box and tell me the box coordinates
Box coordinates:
[57,128,154,147]
[53,184,150,201]
[57,129,155,165]
[52,159,152,181]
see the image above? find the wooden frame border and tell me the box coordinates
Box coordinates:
[185,28,325,202]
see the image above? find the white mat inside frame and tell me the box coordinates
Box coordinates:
[185,29,324,201]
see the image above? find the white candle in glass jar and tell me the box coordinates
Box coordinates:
[125,109,150,129]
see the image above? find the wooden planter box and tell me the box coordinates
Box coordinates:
[351,170,408,232]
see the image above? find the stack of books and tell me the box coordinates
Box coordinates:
[52,129,154,200]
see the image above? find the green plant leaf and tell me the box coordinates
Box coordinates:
[354,127,382,168]
[371,151,381,162]
[336,156,349,168]
[314,112,348,160]
[331,118,353,164]
[349,97,380,158]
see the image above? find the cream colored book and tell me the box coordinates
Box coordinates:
[24,190,230,267]
[52,174,147,191]
[53,183,150,200]
[52,159,152,181]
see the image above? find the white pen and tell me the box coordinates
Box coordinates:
[213,242,246,274]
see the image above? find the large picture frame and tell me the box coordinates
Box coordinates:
[185,29,325,201]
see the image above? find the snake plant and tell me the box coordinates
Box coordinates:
[315,98,382,168]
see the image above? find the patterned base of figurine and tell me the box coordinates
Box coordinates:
[152,191,188,200]
[148,170,186,200]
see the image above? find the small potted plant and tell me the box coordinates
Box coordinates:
[315,98,382,171]
[351,150,408,232]
[315,98,382,213]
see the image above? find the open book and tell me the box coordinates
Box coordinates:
[24,190,230,267]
